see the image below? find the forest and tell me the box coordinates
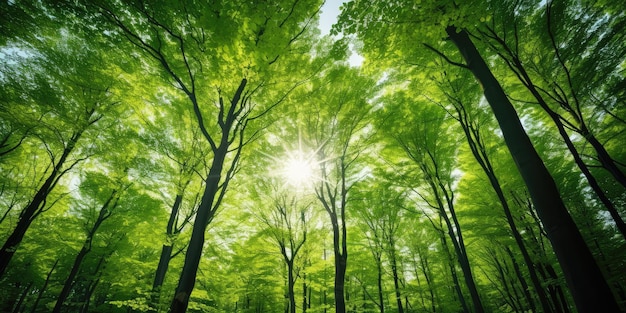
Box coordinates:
[0,0,625,312]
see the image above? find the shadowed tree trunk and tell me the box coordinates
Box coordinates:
[446,26,620,313]
[30,259,59,313]
[0,125,91,277]
[52,190,118,313]
[479,24,626,240]
[170,78,249,313]
[441,83,552,312]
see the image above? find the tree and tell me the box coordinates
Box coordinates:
[52,178,123,313]
[434,65,553,312]
[381,92,485,313]
[254,182,309,313]
[301,65,377,313]
[476,0,626,239]
[0,32,121,277]
[82,1,324,311]
[336,1,621,311]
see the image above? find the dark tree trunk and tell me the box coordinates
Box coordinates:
[439,229,469,313]
[30,259,58,313]
[332,221,347,313]
[0,131,82,277]
[505,246,536,312]
[170,79,247,313]
[152,194,183,306]
[287,260,296,313]
[424,174,483,313]
[12,281,33,313]
[388,238,404,313]
[302,267,308,313]
[53,247,90,313]
[377,257,385,313]
[53,190,116,313]
[483,27,626,239]
[448,97,553,312]
[446,27,620,313]
[170,146,226,313]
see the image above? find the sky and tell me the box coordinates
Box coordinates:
[317,0,364,67]
[318,0,342,36]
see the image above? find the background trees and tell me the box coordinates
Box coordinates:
[1,0,625,312]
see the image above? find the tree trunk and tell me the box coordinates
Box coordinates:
[0,131,81,277]
[388,238,404,313]
[446,26,620,313]
[494,39,626,239]
[302,267,308,313]
[170,78,247,313]
[30,259,58,313]
[170,146,226,313]
[425,174,483,313]
[53,246,90,313]
[505,246,537,313]
[53,190,115,313]
[12,281,33,313]
[376,256,385,313]
[332,220,347,313]
[450,100,553,312]
[439,228,469,313]
[152,194,183,306]
[287,260,296,313]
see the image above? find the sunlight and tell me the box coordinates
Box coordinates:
[282,150,316,187]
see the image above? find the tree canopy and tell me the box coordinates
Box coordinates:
[1,0,625,312]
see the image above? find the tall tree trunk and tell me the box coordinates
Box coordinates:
[287,260,296,313]
[170,145,226,312]
[152,194,183,307]
[424,173,483,313]
[448,97,553,312]
[439,227,469,313]
[482,26,626,239]
[53,190,116,313]
[416,249,437,312]
[505,246,536,313]
[544,2,626,191]
[388,237,404,313]
[170,78,247,313]
[79,251,110,313]
[331,215,347,313]
[53,247,90,313]
[0,131,81,277]
[446,27,620,313]
[376,256,385,313]
[302,266,308,313]
[30,259,58,313]
[12,281,33,313]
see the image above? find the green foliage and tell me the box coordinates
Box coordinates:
[1,0,625,312]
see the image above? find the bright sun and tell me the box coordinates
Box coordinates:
[282,151,316,186]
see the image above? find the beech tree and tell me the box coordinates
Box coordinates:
[0,32,121,277]
[74,1,325,311]
[336,1,621,311]
[1,1,625,312]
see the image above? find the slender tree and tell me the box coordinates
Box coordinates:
[336,1,621,311]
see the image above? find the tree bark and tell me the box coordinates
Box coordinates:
[388,236,404,313]
[0,131,81,277]
[170,78,247,313]
[483,27,626,239]
[30,259,58,313]
[152,193,183,306]
[448,97,553,312]
[53,190,116,313]
[446,26,620,313]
